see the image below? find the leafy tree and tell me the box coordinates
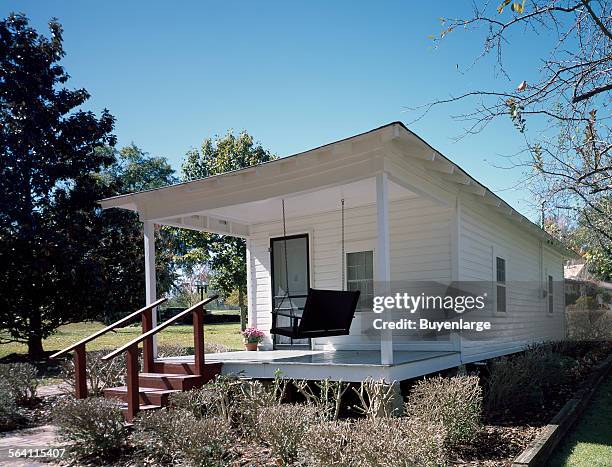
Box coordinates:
[420,1,611,252]
[92,144,178,324]
[547,198,612,281]
[0,14,116,357]
[102,143,177,192]
[176,131,275,329]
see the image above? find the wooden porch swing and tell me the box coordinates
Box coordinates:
[270,198,360,340]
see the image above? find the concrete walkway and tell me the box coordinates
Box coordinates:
[0,384,67,466]
[0,425,59,466]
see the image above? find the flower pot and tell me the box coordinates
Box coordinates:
[244,342,258,351]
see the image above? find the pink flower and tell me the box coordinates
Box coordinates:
[241,327,265,343]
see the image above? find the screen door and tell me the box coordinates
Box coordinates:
[270,234,310,348]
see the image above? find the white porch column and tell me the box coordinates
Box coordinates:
[376,173,393,365]
[144,220,158,356]
[246,238,256,328]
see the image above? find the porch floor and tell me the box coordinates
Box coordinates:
[157,350,462,382]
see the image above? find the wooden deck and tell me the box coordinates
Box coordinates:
[158,349,462,382]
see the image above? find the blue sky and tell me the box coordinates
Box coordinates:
[4,1,554,221]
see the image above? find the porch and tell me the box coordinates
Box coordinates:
[158,349,462,382]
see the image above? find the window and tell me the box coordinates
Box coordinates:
[346,251,373,312]
[548,275,554,313]
[496,257,506,312]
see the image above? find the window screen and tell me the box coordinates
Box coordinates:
[496,257,506,283]
[548,275,554,313]
[496,256,507,312]
[346,251,373,312]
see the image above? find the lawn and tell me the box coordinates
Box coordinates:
[0,320,243,359]
[550,373,612,466]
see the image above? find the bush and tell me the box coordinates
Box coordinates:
[59,349,126,396]
[0,381,23,431]
[293,378,351,420]
[0,363,38,404]
[170,375,286,437]
[257,404,320,463]
[351,417,445,467]
[157,342,191,358]
[486,345,576,412]
[351,378,402,418]
[298,420,353,466]
[131,408,233,466]
[53,397,128,461]
[205,341,230,353]
[566,309,612,341]
[574,295,598,310]
[300,417,446,467]
[169,385,219,418]
[404,375,482,447]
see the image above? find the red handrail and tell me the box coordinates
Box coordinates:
[51,298,166,398]
[102,295,218,421]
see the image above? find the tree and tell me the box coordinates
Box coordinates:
[176,131,275,329]
[92,144,178,324]
[103,143,177,192]
[546,198,612,281]
[0,14,116,357]
[419,1,611,254]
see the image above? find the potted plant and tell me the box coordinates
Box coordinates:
[241,327,264,351]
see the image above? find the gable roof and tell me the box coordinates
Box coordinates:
[100,122,578,258]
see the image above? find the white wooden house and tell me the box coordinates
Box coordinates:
[101,122,575,383]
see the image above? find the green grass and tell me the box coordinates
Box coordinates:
[0,320,243,359]
[550,373,612,466]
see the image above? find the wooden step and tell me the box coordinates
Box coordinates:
[153,361,222,381]
[104,386,180,406]
[138,372,204,391]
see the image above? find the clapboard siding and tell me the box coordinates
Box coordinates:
[458,196,565,361]
[245,189,565,355]
[247,196,453,349]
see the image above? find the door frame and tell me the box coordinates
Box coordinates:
[270,233,311,349]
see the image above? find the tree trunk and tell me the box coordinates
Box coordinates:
[27,334,44,359]
[238,287,247,331]
[27,308,45,359]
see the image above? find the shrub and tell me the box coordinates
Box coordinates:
[349,417,446,467]
[293,378,351,420]
[404,375,482,447]
[205,341,230,353]
[131,408,233,466]
[157,342,190,358]
[53,397,128,461]
[0,381,22,431]
[170,375,286,437]
[169,385,219,418]
[257,404,320,463]
[299,420,353,466]
[486,345,576,412]
[352,378,402,418]
[300,417,446,467]
[574,295,598,310]
[566,309,612,341]
[59,349,126,396]
[0,363,38,404]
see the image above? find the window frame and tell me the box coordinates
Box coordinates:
[548,274,554,314]
[494,253,507,313]
[345,250,374,313]
[343,239,376,314]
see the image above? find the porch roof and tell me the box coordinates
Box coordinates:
[99,122,577,258]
